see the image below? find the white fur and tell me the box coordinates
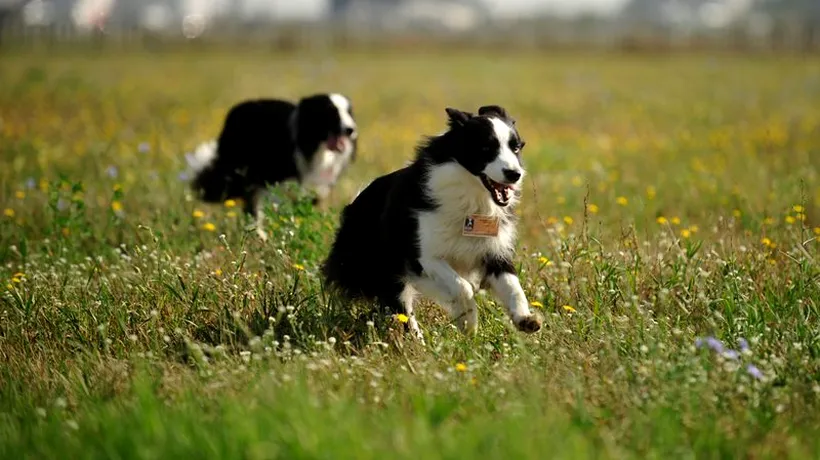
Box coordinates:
[486,273,531,322]
[483,118,524,185]
[295,94,358,200]
[399,285,424,342]
[329,93,357,139]
[408,162,522,332]
[184,140,217,176]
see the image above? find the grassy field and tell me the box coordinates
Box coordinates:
[0,48,819,459]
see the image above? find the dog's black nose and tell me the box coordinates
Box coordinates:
[503,169,522,183]
[344,127,356,137]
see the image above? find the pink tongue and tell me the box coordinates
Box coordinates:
[327,136,343,152]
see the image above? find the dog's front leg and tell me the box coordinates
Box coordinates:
[484,259,542,333]
[411,258,478,334]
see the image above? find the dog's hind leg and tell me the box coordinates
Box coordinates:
[244,189,268,242]
[398,284,424,343]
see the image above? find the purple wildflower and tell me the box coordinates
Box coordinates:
[106,166,118,179]
[696,336,725,353]
[738,338,749,352]
[25,177,36,190]
[746,364,764,380]
[138,142,150,154]
[723,349,739,360]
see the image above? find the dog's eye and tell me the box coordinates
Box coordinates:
[510,140,524,153]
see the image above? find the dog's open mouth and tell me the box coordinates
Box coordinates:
[326,135,347,154]
[480,174,514,207]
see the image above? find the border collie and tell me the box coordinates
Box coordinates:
[322,105,542,339]
[185,93,358,240]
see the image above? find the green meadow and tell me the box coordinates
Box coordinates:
[0,49,819,458]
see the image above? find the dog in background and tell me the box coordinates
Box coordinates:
[185,93,358,240]
[322,104,542,339]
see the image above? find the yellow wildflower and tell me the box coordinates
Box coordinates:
[571,175,583,187]
[732,209,742,218]
[531,301,543,308]
[546,216,559,225]
[587,204,599,214]
[538,256,552,266]
[113,183,122,192]
[785,216,796,225]
[763,217,775,226]
[15,191,25,199]
[395,313,409,323]
[689,225,699,233]
[563,216,573,225]
[562,305,576,313]
[796,213,806,222]
[292,263,305,271]
[671,217,681,225]
[39,179,49,191]
[761,237,776,249]
[557,196,567,205]
[3,208,14,218]
[455,363,468,372]
[793,205,804,213]
[656,216,668,225]
[214,268,223,277]
[616,196,628,206]
[680,229,692,239]
[646,186,656,200]
[192,210,204,219]
[202,222,216,232]
[224,199,237,208]
[111,201,123,212]
[227,211,236,218]
[814,227,820,236]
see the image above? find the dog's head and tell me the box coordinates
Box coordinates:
[292,93,358,161]
[438,105,526,207]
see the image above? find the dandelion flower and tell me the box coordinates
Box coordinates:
[680,229,692,239]
[563,216,573,225]
[656,216,668,225]
[538,256,552,266]
[3,208,14,218]
[587,204,599,214]
[546,216,558,225]
[531,301,543,308]
[227,211,236,218]
[796,212,806,222]
[214,268,223,277]
[455,363,468,372]
[793,205,804,213]
[671,217,681,225]
[224,199,237,208]
[292,263,305,271]
[192,210,204,219]
[562,305,576,313]
[763,217,775,226]
[15,191,25,199]
[785,216,796,224]
[202,222,216,232]
[814,227,820,236]
[688,225,699,233]
[732,209,742,218]
[111,201,123,213]
[395,313,409,323]
[616,196,628,206]
[761,237,776,249]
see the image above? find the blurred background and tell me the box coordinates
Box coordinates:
[0,0,818,52]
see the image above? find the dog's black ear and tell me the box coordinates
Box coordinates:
[478,105,509,119]
[445,107,472,128]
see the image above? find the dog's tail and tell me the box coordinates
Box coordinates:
[184,140,224,203]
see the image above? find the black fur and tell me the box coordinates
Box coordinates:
[190,94,357,217]
[322,105,524,313]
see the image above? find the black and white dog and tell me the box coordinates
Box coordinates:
[322,105,542,339]
[185,93,358,240]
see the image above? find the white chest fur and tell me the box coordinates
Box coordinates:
[416,163,517,282]
[296,144,354,198]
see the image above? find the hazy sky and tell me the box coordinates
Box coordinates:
[244,0,631,20]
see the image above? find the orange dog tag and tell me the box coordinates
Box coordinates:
[462,215,500,237]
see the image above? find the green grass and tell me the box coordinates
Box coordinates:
[0,48,819,459]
